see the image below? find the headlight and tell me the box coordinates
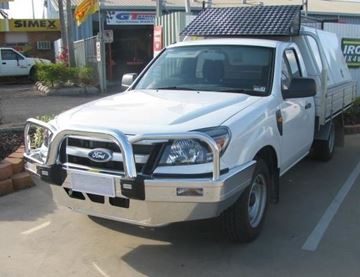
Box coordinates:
[159,126,231,166]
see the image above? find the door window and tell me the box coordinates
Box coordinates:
[282,49,302,91]
[285,49,301,78]
[281,59,291,90]
[1,49,24,61]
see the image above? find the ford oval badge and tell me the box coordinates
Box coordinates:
[88,148,113,163]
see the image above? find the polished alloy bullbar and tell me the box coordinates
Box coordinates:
[24,118,256,226]
[24,118,221,181]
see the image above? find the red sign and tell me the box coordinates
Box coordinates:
[153,25,163,57]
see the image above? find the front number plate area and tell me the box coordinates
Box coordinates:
[69,171,115,197]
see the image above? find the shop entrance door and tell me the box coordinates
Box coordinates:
[108,25,153,81]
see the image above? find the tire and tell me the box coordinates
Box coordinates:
[29,67,37,82]
[221,159,270,243]
[311,123,335,161]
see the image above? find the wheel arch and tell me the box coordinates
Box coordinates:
[29,65,37,81]
[253,145,280,204]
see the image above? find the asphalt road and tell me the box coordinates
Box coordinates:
[0,84,106,127]
[0,134,359,277]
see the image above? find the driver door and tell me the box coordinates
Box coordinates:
[280,49,315,172]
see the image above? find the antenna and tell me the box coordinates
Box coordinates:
[31,0,35,19]
[302,0,308,16]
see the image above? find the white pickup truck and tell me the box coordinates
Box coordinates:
[24,14,356,242]
[0,47,49,80]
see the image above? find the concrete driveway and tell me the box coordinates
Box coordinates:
[0,84,108,127]
[0,134,359,277]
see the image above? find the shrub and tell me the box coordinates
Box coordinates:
[0,98,2,125]
[36,63,69,87]
[344,97,360,125]
[67,67,80,84]
[78,66,94,86]
[36,63,95,88]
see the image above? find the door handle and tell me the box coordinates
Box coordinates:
[305,103,312,110]
[2,62,6,65]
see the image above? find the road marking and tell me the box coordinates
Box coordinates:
[21,221,51,235]
[92,262,110,277]
[302,161,360,252]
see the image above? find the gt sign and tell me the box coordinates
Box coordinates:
[341,38,360,68]
[107,11,155,25]
[9,19,60,32]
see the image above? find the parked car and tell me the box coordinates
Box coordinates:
[24,8,356,242]
[0,47,50,80]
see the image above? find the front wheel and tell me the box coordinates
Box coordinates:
[221,159,270,243]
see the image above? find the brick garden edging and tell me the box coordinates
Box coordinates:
[35,82,99,96]
[0,145,33,196]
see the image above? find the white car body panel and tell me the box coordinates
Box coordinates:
[56,90,262,134]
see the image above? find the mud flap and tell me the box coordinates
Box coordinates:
[270,168,280,204]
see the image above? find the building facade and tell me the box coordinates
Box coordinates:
[0,19,61,61]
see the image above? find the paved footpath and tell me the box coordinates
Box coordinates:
[0,84,108,127]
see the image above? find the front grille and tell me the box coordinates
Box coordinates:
[60,137,161,175]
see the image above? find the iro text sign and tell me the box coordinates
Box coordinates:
[342,38,360,68]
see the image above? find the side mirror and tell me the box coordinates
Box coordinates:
[282,78,316,99]
[121,73,138,91]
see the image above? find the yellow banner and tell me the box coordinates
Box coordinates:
[75,0,99,26]
[9,19,60,32]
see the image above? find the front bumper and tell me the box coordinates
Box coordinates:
[24,119,255,227]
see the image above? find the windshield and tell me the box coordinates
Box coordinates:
[135,45,274,96]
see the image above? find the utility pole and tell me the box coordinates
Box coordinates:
[66,0,76,66]
[31,0,35,19]
[58,0,68,60]
[97,1,107,93]
[185,0,191,13]
[156,0,162,17]
[302,0,308,16]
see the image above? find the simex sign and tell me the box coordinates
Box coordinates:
[341,38,360,68]
[9,19,60,32]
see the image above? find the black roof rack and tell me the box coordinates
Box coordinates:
[181,5,302,37]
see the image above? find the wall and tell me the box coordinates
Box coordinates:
[0,31,61,61]
[27,31,61,60]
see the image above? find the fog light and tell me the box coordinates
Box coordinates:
[122,183,133,190]
[176,187,203,196]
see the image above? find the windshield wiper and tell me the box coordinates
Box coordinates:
[154,86,195,91]
[218,88,265,96]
